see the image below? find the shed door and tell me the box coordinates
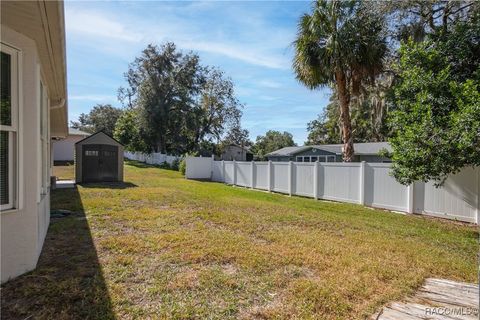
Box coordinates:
[82,144,118,182]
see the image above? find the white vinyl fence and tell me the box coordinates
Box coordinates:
[186,157,479,224]
[124,151,180,165]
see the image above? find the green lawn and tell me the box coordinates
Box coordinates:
[1,161,477,319]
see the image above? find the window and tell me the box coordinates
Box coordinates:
[85,150,98,156]
[0,46,18,210]
[296,156,303,162]
[327,156,336,162]
[311,156,318,162]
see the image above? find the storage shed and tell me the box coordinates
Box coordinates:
[75,132,124,183]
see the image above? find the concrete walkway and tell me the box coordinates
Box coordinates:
[372,278,478,320]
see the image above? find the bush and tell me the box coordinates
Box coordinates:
[171,158,180,171]
[179,159,186,175]
[158,161,171,170]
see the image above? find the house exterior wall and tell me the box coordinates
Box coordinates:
[268,151,389,163]
[1,26,52,283]
[358,155,391,163]
[53,135,87,161]
[75,134,124,183]
[221,145,249,161]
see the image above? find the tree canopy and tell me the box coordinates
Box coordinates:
[117,43,245,155]
[70,104,123,137]
[251,130,296,160]
[388,14,480,185]
[294,0,388,161]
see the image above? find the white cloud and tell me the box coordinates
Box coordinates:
[256,79,283,88]
[65,5,291,69]
[69,94,117,102]
[180,41,289,70]
[65,8,141,42]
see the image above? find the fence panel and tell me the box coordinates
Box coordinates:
[185,157,479,224]
[254,162,269,190]
[125,151,179,165]
[420,167,478,223]
[212,161,224,182]
[236,162,251,187]
[224,161,234,184]
[293,163,315,197]
[365,164,409,212]
[321,163,361,203]
[272,162,289,194]
[185,157,212,179]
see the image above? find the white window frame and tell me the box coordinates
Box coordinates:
[0,44,19,211]
[38,77,50,198]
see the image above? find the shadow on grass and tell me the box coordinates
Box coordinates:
[0,187,116,320]
[80,181,138,189]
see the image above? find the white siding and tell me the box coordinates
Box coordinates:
[53,135,86,161]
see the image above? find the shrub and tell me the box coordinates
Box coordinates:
[158,161,171,170]
[171,158,180,171]
[179,159,186,175]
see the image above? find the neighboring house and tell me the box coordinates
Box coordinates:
[220,144,253,161]
[266,142,391,163]
[1,1,68,283]
[53,128,90,162]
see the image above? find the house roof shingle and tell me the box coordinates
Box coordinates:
[266,142,391,157]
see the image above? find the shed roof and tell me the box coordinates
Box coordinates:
[75,131,123,146]
[266,142,391,157]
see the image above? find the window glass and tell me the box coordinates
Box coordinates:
[0,131,9,205]
[311,156,318,162]
[318,156,326,162]
[85,150,99,156]
[304,157,310,162]
[1,52,11,126]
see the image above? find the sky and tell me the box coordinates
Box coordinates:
[65,0,331,145]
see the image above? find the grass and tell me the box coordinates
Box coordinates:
[1,160,477,319]
[53,164,75,180]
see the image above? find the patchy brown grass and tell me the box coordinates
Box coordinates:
[1,160,477,319]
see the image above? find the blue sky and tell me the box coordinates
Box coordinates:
[65,1,331,144]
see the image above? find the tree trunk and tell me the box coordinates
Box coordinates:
[335,70,354,162]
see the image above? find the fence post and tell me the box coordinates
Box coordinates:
[407,183,414,214]
[251,161,255,189]
[268,160,272,192]
[314,161,319,200]
[222,160,225,183]
[211,155,215,180]
[288,161,293,196]
[233,160,237,186]
[359,161,366,205]
[477,168,480,224]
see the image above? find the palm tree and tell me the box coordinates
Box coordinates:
[293,0,387,161]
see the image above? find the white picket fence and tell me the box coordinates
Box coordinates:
[124,151,180,165]
[186,156,480,224]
